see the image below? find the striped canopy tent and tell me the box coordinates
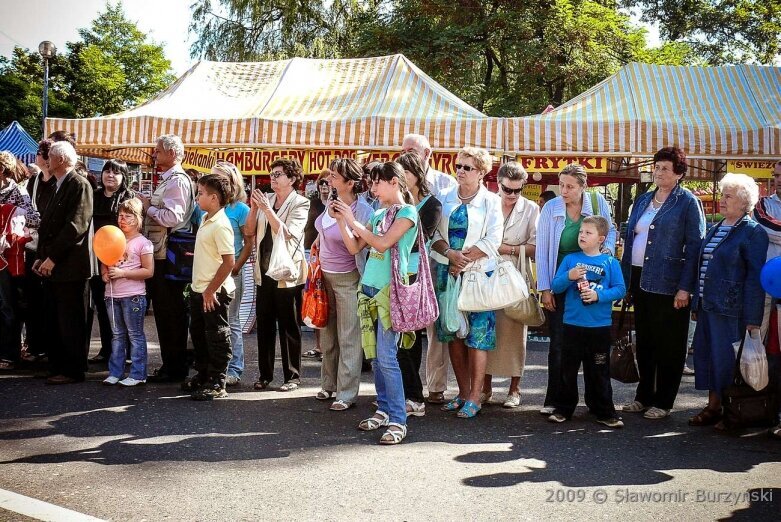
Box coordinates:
[506,63,781,180]
[0,121,38,165]
[45,54,504,165]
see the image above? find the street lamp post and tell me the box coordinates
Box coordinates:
[38,41,57,138]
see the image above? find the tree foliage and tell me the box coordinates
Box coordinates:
[0,1,174,137]
[188,0,705,117]
[623,0,781,64]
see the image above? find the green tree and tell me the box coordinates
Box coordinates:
[623,0,781,64]
[188,0,700,117]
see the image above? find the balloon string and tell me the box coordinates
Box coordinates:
[108,276,115,333]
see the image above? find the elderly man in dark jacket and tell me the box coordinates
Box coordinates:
[34,141,93,384]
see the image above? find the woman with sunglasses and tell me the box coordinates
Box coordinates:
[247,158,310,392]
[535,163,616,415]
[314,158,373,411]
[333,162,419,444]
[482,161,539,408]
[430,147,503,419]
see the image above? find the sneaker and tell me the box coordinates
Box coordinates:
[597,417,624,429]
[181,374,206,392]
[118,377,146,387]
[540,406,555,415]
[682,365,695,376]
[503,393,521,408]
[225,375,240,386]
[548,413,567,423]
[643,407,670,419]
[102,376,120,385]
[406,399,426,417]
[192,385,228,401]
[622,400,645,413]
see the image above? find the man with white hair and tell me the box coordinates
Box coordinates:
[34,140,93,384]
[400,133,457,404]
[401,134,457,198]
[140,134,196,383]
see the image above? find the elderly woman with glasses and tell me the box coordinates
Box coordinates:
[688,173,767,428]
[482,161,539,408]
[535,163,617,415]
[247,158,310,392]
[430,147,503,419]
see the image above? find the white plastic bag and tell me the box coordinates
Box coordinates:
[266,230,299,282]
[732,329,769,391]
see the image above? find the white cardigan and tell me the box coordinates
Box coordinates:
[431,184,503,271]
[253,191,310,288]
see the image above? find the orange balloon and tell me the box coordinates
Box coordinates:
[94,225,127,266]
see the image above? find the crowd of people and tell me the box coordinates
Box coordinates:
[0,131,779,444]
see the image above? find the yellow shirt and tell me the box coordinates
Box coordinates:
[191,208,236,294]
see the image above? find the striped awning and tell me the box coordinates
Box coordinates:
[45,54,503,160]
[506,63,781,159]
[0,121,38,164]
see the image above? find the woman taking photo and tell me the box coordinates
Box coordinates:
[333,161,419,445]
[88,159,135,364]
[536,163,616,415]
[314,158,373,411]
[430,147,503,419]
[211,161,253,387]
[247,158,310,392]
[482,161,539,408]
[620,147,705,419]
[688,173,767,427]
[396,152,442,416]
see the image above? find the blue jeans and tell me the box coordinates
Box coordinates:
[227,272,244,378]
[363,285,407,425]
[105,295,148,380]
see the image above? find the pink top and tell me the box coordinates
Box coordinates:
[315,210,357,273]
[105,235,154,298]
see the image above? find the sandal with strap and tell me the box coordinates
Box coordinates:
[441,397,466,412]
[457,400,481,419]
[358,410,389,431]
[253,379,270,391]
[278,382,299,392]
[379,423,407,445]
[316,390,333,400]
[688,407,721,426]
[329,400,353,411]
[769,423,781,439]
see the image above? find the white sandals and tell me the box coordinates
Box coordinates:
[358,410,389,431]
[379,423,407,445]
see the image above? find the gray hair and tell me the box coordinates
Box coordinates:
[719,173,759,214]
[402,133,431,151]
[497,161,528,183]
[559,163,588,187]
[156,134,185,162]
[49,141,78,168]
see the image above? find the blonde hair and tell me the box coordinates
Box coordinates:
[0,151,16,174]
[211,161,247,204]
[583,215,610,237]
[458,147,493,173]
[559,163,588,187]
[118,198,144,231]
[719,173,759,214]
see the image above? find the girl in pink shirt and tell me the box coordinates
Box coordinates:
[101,199,154,386]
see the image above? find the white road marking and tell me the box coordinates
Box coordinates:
[0,488,105,521]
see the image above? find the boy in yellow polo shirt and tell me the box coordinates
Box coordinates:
[185,174,236,400]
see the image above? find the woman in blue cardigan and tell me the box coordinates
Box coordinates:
[620,147,705,420]
[688,173,768,427]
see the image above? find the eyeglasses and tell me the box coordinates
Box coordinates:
[318,180,329,187]
[270,171,286,179]
[499,184,523,195]
[455,163,478,173]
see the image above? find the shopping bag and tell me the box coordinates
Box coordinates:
[732,329,770,391]
[723,332,778,429]
[440,273,462,335]
[610,303,639,383]
[301,245,328,328]
[266,229,300,282]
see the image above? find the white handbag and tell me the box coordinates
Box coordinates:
[266,230,302,282]
[503,246,546,326]
[457,244,528,312]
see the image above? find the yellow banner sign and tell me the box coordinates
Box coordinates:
[727,160,776,179]
[183,148,462,175]
[516,156,607,173]
[522,184,542,201]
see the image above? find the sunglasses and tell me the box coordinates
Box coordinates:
[455,163,479,173]
[499,184,523,195]
[318,180,329,186]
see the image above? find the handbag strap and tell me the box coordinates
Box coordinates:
[732,333,747,385]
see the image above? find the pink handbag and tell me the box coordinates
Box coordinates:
[385,205,440,333]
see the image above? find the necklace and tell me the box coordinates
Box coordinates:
[458,186,480,201]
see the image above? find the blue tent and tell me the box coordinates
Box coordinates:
[0,121,38,165]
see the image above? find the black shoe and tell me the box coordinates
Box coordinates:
[191,384,228,401]
[88,354,108,363]
[147,368,185,383]
[181,374,206,392]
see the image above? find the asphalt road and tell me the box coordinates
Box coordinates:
[0,319,779,521]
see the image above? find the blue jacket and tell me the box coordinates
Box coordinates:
[691,215,768,325]
[621,185,705,295]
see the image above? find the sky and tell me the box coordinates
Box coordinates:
[0,0,195,75]
[0,1,660,78]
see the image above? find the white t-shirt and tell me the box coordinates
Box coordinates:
[631,204,660,267]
